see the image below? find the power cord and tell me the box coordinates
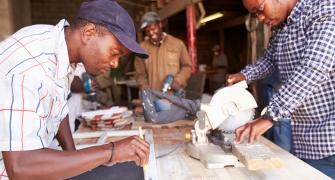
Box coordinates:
[156,142,184,159]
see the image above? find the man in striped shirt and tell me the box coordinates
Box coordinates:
[228,0,335,178]
[0,0,150,179]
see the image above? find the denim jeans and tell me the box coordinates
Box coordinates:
[272,117,292,152]
[303,155,335,179]
[264,117,292,152]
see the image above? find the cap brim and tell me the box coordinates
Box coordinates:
[140,22,148,29]
[140,21,158,30]
[113,31,149,59]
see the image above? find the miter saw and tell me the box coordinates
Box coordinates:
[186,80,258,169]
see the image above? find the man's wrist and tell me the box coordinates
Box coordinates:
[261,111,278,124]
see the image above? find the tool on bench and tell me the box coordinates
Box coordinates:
[186,81,283,170]
[161,74,185,98]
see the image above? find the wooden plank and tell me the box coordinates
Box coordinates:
[232,142,283,170]
[144,129,159,180]
[132,119,195,129]
[72,130,139,139]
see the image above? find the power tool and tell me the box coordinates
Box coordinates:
[161,74,174,93]
[82,72,98,104]
[161,74,185,98]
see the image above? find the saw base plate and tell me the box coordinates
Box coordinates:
[186,142,244,169]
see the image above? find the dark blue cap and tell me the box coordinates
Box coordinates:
[77,0,148,59]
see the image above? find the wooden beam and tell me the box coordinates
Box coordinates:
[117,0,148,8]
[199,15,246,32]
[222,15,246,29]
[158,0,202,20]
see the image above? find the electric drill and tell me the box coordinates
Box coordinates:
[161,74,174,93]
[161,74,185,98]
[82,72,97,102]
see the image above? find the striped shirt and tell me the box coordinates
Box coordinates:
[241,0,335,159]
[0,19,72,179]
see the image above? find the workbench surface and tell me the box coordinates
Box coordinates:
[77,119,331,180]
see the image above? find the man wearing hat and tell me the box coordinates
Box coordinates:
[0,0,149,179]
[134,11,192,94]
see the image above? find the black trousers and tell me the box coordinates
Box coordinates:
[69,162,144,180]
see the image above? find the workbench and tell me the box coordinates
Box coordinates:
[76,118,331,180]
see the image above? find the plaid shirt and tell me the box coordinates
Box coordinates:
[0,19,72,179]
[241,0,335,160]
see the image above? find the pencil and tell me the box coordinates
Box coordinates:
[139,126,149,180]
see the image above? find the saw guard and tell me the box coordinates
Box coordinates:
[201,81,257,131]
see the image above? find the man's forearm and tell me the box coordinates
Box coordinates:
[174,65,192,88]
[240,57,275,82]
[56,115,76,150]
[2,145,111,179]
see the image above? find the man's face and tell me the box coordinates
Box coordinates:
[144,22,163,45]
[243,0,288,27]
[79,26,129,76]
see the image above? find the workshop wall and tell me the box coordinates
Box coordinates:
[0,0,31,40]
[30,0,84,24]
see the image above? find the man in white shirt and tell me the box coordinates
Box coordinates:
[0,0,149,179]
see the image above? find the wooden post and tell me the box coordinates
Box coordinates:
[263,24,271,48]
[245,15,259,100]
[186,4,198,74]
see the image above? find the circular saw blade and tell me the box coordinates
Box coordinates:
[209,83,257,132]
[219,108,255,132]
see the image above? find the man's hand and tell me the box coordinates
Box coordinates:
[235,118,273,144]
[171,80,181,91]
[139,84,149,91]
[90,79,98,92]
[106,136,150,167]
[226,73,246,86]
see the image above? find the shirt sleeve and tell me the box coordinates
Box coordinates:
[240,35,277,83]
[0,75,49,151]
[267,16,335,121]
[134,56,149,89]
[173,41,192,88]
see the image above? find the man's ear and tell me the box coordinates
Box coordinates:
[80,23,97,45]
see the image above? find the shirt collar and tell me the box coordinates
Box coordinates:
[55,19,73,79]
[286,0,306,24]
[160,32,167,45]
[150,32,167,46]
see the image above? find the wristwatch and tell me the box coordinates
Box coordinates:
[260,109,279,124]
